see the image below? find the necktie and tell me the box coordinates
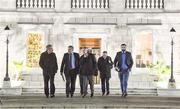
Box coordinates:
[69,53,72,69]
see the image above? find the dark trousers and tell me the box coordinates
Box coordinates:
[101,77,110,93]
[82,75,94,95]
[79,75,83,95]
[43,72,55,96]
[65,69,77,95]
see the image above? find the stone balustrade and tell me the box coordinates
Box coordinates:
[16,0,55,8]
[71,0,109,9]
[125,0,164,9]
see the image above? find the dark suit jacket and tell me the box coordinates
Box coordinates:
[98,56,113,78]
[60,52,80,76]
[114,51,133,71]
[79,54,97,76]
[39,51,58,74]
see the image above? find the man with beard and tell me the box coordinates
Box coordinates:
[114,44,133,98]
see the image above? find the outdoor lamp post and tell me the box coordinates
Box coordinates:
[3,25,11,88]
[168,27,176,89]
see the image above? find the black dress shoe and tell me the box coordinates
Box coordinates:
[106,92,110,96]
[82,93,87,98]
[46,95,49,98]
[90,93,94,98]
[50,94,55,98]
[66,94,69,98]
[123,93,128,98]
[71,94,73,98]
[121,93,124,97]
[102,92,105,96]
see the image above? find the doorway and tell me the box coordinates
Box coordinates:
[79,38,101,84]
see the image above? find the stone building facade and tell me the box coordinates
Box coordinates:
[0,0,180,93]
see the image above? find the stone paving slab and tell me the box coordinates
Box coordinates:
[1,94,180,109]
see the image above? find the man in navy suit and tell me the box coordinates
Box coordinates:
[114,44,133,97]
[60,45,80,98]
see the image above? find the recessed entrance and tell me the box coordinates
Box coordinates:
[79,38,101,84]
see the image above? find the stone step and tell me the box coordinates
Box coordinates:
[1,95,180,109]
[21,81,157,89]
[21,88,158,95]
[3,88,180,97]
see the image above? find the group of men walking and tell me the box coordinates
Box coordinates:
[39,44,133,98]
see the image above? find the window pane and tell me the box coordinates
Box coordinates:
[135,32,152,68]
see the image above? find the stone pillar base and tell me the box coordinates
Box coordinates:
[168,81,176,89]
[3,81,11,88]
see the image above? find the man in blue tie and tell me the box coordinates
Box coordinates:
[114,44,133,97]
[60,46,80,98]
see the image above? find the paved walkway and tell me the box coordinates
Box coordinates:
[1,94,180,109]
